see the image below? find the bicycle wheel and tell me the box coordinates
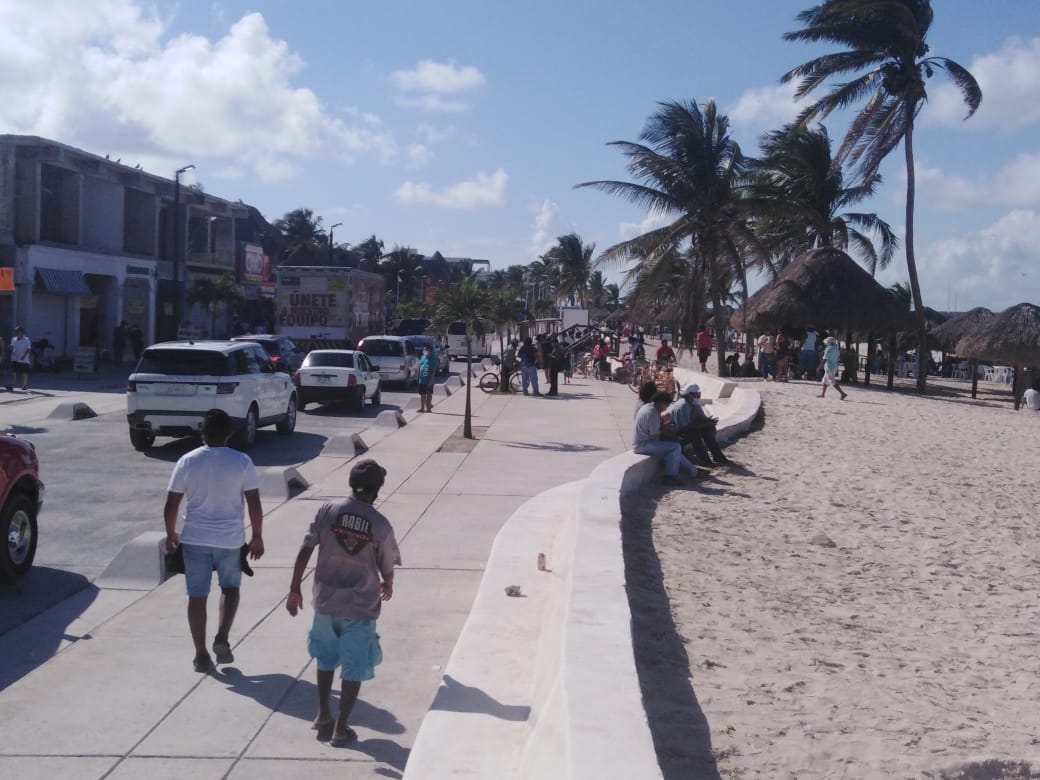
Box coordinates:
[478,372,500,393]
[509,371,522,393]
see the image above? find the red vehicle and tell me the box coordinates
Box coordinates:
[1,433,44,578]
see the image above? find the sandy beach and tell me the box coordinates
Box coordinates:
[625,378,1040,780]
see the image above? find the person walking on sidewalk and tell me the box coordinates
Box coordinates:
[164,409,265,673]
[8,326,32,392]
[695,326,713,372]
[286,459,401,748]
[818,336,848,400]
[545,335,563,396]
[518,336,541,395]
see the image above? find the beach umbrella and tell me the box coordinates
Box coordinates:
[929,307,994,399]
[731,247,899,334]
[955,302,1040,409]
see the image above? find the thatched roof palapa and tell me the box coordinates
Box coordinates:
[955,302,1040,366]
[732,247,899,333]
[930,307,994,353]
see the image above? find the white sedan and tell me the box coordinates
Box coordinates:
[292,350,382,412]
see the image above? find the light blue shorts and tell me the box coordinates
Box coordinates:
[307,613,383,681]
[183,544,242,598]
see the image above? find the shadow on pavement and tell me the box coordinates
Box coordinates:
[489,439,608,453]
[0,569,97,691]
[428,674,530,721]
[141,432,329,466]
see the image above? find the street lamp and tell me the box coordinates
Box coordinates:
[328,222,342,264]
[173,164,195,331]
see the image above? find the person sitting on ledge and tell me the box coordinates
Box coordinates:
[632,390,699,487]
[667,383,730,468]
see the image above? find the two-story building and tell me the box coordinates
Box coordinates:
[0,135,258,362]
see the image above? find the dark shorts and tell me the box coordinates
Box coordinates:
[697,348,711,364]
[11,361,30,373]
[417,382,431,395]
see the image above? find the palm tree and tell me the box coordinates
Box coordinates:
[434,278,489,438]
[273,208,325,265]
[544,233,594,307]
[782,0,981,392]
[588,270,608,310]
[577,99,755,374]
[354,235,384,272]
[749,124,897,277]
[187,272,243,337]
[485,292,519,391]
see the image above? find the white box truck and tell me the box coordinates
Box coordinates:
[275,266,385,350]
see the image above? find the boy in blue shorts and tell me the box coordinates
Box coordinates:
[286,459,401,747]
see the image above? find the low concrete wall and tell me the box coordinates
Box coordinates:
[405,381,762,779]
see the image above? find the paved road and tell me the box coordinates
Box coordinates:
[0,370,460,636]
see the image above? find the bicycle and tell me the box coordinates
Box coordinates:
[478,367,522,393]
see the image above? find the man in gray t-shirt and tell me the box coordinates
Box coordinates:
[286,459,401,747]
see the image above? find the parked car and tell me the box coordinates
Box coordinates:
[403,335,449,375]
[395,317,431,337]
[445,320,492,360]
[230,334,304,374]
[293,350,382,412]
[126,340,297,451]
[356,335,419,387]
[0,433,44,579]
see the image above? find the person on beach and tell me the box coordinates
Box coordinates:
[416,345,433,412]
[799,326,820,380]
[286,459,400,748]
[519,336,541,395]
[655,339,676,366]
[1022,379,1040,411]
[164,409,264,673]
[774,329,791,382]
[635,380,658,418]
[818,336,848,400]
[633,390,699,487]
[668,383,730,468]
[756,331,775,380]
[696,326,713,372]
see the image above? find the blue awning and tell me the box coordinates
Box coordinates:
[35,267,91,296]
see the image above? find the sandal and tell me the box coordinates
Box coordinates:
[312,720,335,742]
[193,653,215,673]
[330,726,357,747]
[212,639,234,665]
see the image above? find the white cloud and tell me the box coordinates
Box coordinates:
[928,37,1040,131]
[727,81,802,138]
[529,199,564,257]
[390,59,486,93]
[0,2,399,178]
[405,143,433,167]
[390,59,486,112]
[914,152,1040,211]
[917,210,1040,310]
[395,169,507,209]
[619,211,672,242]
[416,123,457,145]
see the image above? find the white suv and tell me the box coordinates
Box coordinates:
[126,340,297,451]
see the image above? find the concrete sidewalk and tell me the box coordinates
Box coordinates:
[0,371,643,779]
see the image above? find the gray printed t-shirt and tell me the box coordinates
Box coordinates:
[303,496,402,620]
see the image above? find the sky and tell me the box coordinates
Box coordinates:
[1,0,1038,313]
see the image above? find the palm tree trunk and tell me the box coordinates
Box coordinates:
[464,340,473,438]
[903,112,929,394]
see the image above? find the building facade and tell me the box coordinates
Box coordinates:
[0,135,256,362]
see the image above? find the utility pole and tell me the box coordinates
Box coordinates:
[173,164,195,333]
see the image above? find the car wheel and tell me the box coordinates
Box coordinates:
[371,383,381,406]
[1,494,38,579]
[298,393,308,412]
[277,395,297,434]
[351,387,366,413]
[129,429,155,451]
[233,404,258,451]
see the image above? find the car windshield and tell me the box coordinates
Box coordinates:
[137,349,231,376]
[360,340,402,357]
[447,322,467,336]
[304,352,355,368]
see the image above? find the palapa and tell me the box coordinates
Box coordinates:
[955,302,1040,366]
[732,247,899,333]
[955,302,1040,410]
[930,307,994,353]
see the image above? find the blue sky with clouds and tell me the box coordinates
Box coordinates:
[2,0,1037,312]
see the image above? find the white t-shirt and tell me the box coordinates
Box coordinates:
[168,445,260,548]
[1024,387,1040,411]
[10,335,31,363]
[632,402,661,447]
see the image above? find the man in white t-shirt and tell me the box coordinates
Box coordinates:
[1023,380,1040,411]
[799,326,820,379]
[164,409,264,672]
[7,326,32,392]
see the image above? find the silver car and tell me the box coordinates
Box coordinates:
[403,335,449,375]
[356,336,419,387]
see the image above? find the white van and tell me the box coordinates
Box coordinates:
[445,321,492,360]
